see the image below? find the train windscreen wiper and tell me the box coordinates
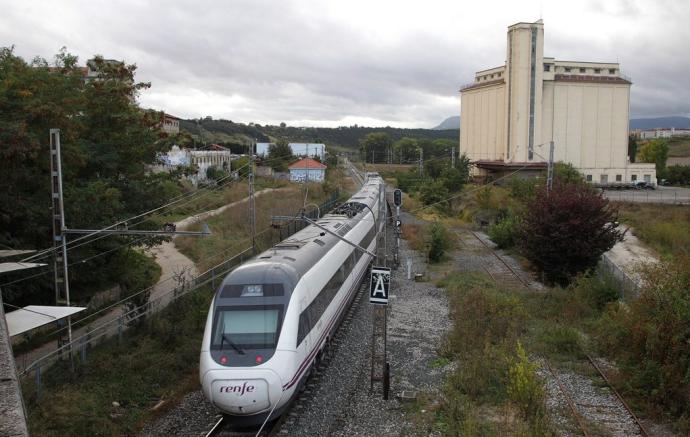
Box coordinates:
[221,334,246,355]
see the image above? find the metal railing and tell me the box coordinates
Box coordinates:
[18,190,342,398]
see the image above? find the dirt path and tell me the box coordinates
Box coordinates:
[15,188,286,373]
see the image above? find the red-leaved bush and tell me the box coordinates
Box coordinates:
[520,181,624,285]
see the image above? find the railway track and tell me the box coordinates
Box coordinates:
[546,355,649,437]
[456,229,531,289]
[457,228,647,436]
[205,276,369,437]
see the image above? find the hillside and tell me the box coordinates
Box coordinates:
[630,117,690,130]
[180,118,459,150]
[433,116,460,130]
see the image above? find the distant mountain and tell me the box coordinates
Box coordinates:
[432,116,460,130]
[630,117,690,130]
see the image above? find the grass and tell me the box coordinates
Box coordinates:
[25,288,212,436]
[667,135,690,157]
[615,202,690,259]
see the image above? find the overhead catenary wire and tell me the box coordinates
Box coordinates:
[18,150,300,265]
[3,152,301,287]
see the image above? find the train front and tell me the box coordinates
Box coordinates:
[199,261,298,425]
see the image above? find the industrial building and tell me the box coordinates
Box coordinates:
[460,20,656,185]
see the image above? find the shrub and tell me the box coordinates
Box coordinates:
[428,222,450,262]
[420,180,449,208]
[595,258,690,420]
[570,272,619,310]
[488,215,519,249]
[519,181,625,285]
[538,325,582,357]
[507,342,546,422]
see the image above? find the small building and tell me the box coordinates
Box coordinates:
[161,113,180,135]
[256,143,326,160]
[634,127,690,140]
[288,158,327,183]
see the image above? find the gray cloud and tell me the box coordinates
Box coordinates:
[1,0,688,126]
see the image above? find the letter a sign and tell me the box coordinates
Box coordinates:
[369,266,391,305]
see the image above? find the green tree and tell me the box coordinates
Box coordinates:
[0,48,179,305]
[637,139,669,177]
[628,134,638,163]
[360,132,392,163]
[267,139,295,171]
[392,137,418,163]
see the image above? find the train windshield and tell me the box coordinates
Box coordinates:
[211,305,283,350]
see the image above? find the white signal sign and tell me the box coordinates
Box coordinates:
[369,266,391,305]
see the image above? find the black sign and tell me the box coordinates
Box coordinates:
[369,266,391,305]
[393,189,403,207]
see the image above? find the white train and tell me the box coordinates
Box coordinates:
[199,175,385,425]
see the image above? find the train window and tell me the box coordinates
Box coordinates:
[211,305,283,350]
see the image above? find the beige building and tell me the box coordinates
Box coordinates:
[460,20,656,185]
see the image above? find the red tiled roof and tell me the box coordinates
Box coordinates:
[288,157,327,170]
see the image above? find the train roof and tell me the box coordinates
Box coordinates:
[219,180,383,291]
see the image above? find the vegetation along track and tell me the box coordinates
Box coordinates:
[545,356,649,437]
[455,229,531,289]
[458,228,647,435]
[205,278,368,437]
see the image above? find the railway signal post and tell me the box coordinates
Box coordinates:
[393,189,402,267]
[369,266,391,400]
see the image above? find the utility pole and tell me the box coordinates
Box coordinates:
[418,149,423,177]
[451,147,456,168]
[371,149,375,165]
[249,140,256,252]
[546,140,555,195]
[49,129,73,358]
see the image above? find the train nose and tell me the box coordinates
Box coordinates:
[204,369,282,415]
[211,379,270,414]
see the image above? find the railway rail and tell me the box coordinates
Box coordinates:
[460,227,648,436]
[455,229,531,289]
[204,276,369,437]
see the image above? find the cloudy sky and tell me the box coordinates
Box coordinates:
[2,0,689,128]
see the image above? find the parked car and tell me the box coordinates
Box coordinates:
[633,180,655,190]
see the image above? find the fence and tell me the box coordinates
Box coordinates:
[602,188,690,204]
[597,253,640,301]
[19,190,342,399]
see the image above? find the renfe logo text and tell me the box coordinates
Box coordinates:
[220,381,255,396]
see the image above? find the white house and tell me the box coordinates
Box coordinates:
[256,143,326,160]
[288,157,327,183]
[460,20,656,185]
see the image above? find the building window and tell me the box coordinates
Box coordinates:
[594,68,601,74]
[586,174,592,182]
[497,72,501,77]
[609,68,616,74]
[490,74,494,78]
[476,77,480,82]
[579,67,586,73]
[600,174,608,184]
[564,67,571,73]
[544,64,551,72]
[631,174,637,181]
[644,174,651,183]
[616,174,622,182]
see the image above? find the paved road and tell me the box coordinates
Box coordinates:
[602,186,690,204]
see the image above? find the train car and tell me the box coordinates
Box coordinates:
[199,176,385,426]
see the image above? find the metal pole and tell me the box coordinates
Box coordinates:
[50,129,73,355]
[547,141,555,194]
[451,147,455,168]
[249,141,256,253]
